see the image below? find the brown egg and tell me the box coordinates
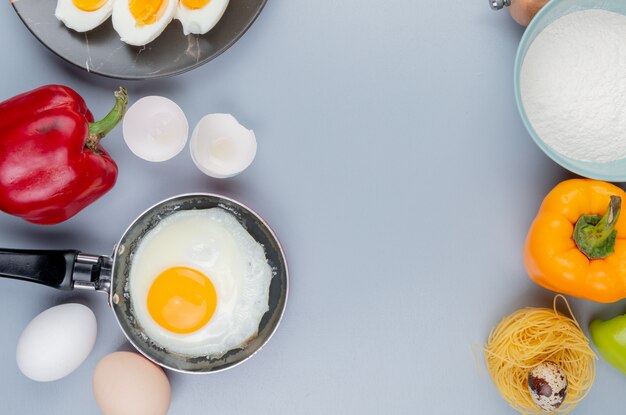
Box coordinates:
[528,362,568,412]
[93,352,171,415]
[509,0,549,26]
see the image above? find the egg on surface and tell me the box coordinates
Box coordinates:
[112,0,178,46]
[176,0,229,35]
[93,352,170,415]
[16,304,97,382]
[55,0,113,32]
[129,208,273,356]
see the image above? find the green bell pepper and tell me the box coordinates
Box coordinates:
[590,314,626,374]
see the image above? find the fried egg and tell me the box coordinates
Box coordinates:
[55,0,113,32]
[129,208,273,356]
[112,0,178,46]
[176,0,229,35]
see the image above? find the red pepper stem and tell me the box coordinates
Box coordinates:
[87,87,128,152]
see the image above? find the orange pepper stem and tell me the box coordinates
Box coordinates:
[574,195,621,260]
[86,87,128,152]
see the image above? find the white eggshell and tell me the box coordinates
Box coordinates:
[16,303,97,382]
[190,113,257,178]
[122,96,189,162]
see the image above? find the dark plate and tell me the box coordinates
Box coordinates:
[12,0,266,79]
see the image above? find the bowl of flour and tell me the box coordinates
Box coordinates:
[516,0,626,181]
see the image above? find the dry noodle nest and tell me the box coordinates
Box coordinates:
[484,296,596,415]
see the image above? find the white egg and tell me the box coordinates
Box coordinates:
[190,113,257,178]
[176,0,229,35]
[55,0,113,32]
[16,304,97,382]
[112,0,178,46]
[129,208,273,356]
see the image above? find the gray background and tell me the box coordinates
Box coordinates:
[0,1,623,414]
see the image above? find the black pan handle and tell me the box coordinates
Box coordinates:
[0,249,79,290]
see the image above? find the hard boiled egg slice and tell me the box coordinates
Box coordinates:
[176,0,229,36]
[112,0,178,46]
[55,0,113,32]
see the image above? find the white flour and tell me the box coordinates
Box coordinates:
[521,9,626,163]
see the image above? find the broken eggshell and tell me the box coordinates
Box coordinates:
[190,113,257,178]
[122,96,189,162]
[528,362,568,412]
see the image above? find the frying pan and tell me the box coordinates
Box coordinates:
[0,194,288,374]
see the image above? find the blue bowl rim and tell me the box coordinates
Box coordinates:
[514,0,626,182]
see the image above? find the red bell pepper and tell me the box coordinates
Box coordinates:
[0,85,128,224]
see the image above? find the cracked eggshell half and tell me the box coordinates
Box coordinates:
[176,0,229,35]
[112,0,178,46]
[123,96,189,162]
[190,113,257,178]
[55,0,113,32]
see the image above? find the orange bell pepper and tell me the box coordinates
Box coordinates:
[523,179,626,303]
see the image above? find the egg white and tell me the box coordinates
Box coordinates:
[129,208,273,356]
[55,0,113,32]
[112,0,178,46]
[176,0,229,36]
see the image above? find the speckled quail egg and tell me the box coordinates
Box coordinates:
[528,362,568,412]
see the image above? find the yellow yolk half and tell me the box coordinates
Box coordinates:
[129,0,169,25]
[181,0,211,10]
[147,267,217,334]
[72,0,108,12]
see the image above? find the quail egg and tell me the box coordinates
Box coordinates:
[528,362,568,412]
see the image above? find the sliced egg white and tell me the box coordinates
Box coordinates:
[55,0,113,32]
[112,0,178,46]
[176,0,229,36]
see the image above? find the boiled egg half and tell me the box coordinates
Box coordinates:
[55,0,113,32]
[176,0,229,35]
[112,0,178,46]
[129,208,273,356]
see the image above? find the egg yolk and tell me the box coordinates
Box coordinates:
[129,0,169,26]
[181,0,211,10]
[72,0,108,12]
[147,267,217,334]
